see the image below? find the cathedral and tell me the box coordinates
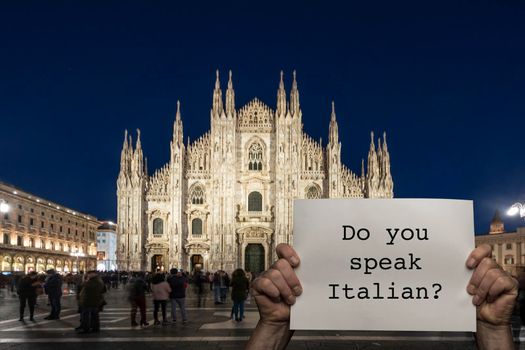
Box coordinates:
[116,71,394,273]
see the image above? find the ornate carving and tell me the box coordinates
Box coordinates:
[237,98,274,133]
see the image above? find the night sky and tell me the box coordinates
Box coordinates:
[1,1,524,234]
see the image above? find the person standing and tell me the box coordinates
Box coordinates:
[78,271,105,334]
[231,268,250,322]
[151,273,171,325]
[128,273,149,327]
[44,269,63,320]
[167,268,188,324]
[17,272,39,321]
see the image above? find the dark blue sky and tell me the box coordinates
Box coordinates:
[1,1,524,233]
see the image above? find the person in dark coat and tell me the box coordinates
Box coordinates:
[17,272,39,321]
[78,271,105,333]
[128,273,149,326]
[44,269,62,320]
[230,268,250,322]
[167,268,189,323]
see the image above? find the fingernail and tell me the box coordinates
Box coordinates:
[287,295,296,304]
[472,295,480,305]
[290,257,299,266]
[293,286,303,296]
[467,258,476,268]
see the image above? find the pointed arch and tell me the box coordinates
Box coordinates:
[305,183,322,199]
[189,183,205,205]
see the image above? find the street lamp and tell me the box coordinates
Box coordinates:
[71,250,86,273]
[0,200,10,214]
[507,203,525,219]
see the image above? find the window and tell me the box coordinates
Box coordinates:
[29,218,34,226]
[504,256,514,265]
[18,205,22,210]
[506,243,512,249]
[17,236,23,246]
[41,211,44,216]
[68,228,71,234]
[4,213,8,220]
[192,218,203,236]
[18,215,22,223]
[306,185,321,199]
[248,142,263,171]
[191,186,205,205]
[29,238,34,248]
[50,223,54,231]
[153,218,164,235]
[60,226,63,233]
[30,208,34,213]
[3,233,9,245]
[248,191,263,211]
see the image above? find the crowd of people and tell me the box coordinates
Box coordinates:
[0,267,254,334]
[3,243,521,349]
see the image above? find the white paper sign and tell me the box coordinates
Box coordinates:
[291,199,475,332]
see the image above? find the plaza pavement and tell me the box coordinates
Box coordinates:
[0,285,523,349]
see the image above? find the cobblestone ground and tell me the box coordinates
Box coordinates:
[0,285,523,349]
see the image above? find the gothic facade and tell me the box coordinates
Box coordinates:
[116,71,394,273]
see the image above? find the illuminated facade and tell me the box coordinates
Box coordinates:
[0,181,98,273]
[475,211,525,276]
[117,71,394,273]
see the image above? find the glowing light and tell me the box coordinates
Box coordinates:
[507,203,525,219]
[0,201,9,213]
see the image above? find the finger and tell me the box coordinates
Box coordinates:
[276,243,300,267]
[468,257,498,289]
[473,267,501,305]
[486,274,518,303]
[251,276,280,300]
[466,244,491,269]
[266,268,296,305]
[273,258,302,296]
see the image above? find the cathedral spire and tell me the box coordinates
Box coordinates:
[276,70,287,116]
[290,70,300,116]
[172,100,184,146]
[381,131,393,196]
[136,129,143,171]
[328,101,339,145]
[212,69,223,116]
[119,129,130,174]
[361,158,365,177]
[225,70,235,117]
[136,128,142,151]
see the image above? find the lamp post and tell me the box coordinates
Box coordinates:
[70,250,86,273]
[507,203,525,219]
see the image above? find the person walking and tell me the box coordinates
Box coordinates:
[230,268,250,322]
[151,273,171,325]
[167,268,188,324]
[44,269,63,320]
[78,271,105,334]
[128,273,149,327]
[17,272,39,321]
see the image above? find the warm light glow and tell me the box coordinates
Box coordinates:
[0,201,9,213]
[507,206,519,216]
[508,203,522,217]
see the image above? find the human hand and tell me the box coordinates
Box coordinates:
[466,244,518,326]
[251,243,303,325]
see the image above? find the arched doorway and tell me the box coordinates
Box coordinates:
[151,254,164,272]
[245,244,265,274]
[190,255,203,272]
